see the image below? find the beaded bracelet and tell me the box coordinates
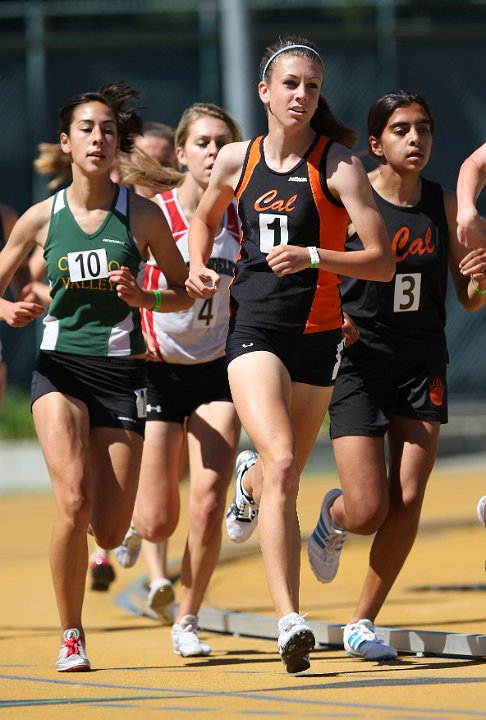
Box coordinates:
[153,289,162,311]
[308,246,320,269]
[470,275,486,295]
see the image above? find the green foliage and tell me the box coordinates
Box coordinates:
[0,387,36,439]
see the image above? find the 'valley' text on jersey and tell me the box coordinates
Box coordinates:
[41,185,146,357]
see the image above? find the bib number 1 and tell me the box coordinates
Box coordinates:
[259,213,289,254]
[68,248,109,282]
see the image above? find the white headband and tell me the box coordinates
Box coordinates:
[261,44,324,81]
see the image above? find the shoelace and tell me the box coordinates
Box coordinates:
[64,637,81,657]
[233,496,256,520]
[280,612,309,633]
[324,531,346,554]
[343,623,384,645]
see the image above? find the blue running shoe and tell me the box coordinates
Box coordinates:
[308,488,347,583]
[343,619,397,660]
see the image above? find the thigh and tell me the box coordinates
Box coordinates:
[89,426,144,534]
[136,419,184,524]
[290,382,333,470]
[228,351,294,460]
[32,391,92,502]
[333,434,388,513]
[387,415,440,503]
[186,401,241,497]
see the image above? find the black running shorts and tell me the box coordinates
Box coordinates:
[31,350,147,437]
[226,324,344,387]
[329,342,448,439]
[146,356,232,424]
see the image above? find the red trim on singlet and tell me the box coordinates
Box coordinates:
[157,190,188,243]
[141,263,164,360]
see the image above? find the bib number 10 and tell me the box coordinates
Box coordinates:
[68,248,109,282]
[259,213,289,254]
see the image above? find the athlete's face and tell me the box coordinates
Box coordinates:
[134,135,177,169]
[369,103,433,173]
[259,55,323,128]
[60,101,119,174]
[176,116,233,190]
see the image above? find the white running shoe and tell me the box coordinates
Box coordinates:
[171,615,211,657]
[226,450,259,543]
[277,612,315,674]
[114,522,142,569]
[308,488,347,583]
[477,496,486,527]
[147,578,175,624]
[56,628,91,672]
[343,619,397,660]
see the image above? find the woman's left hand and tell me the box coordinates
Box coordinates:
[266,245,313,276]
[459,248,486,282]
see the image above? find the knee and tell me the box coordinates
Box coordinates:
[96,527,127,550]
[59,488,92,527]
[262,454,299,498]
[345,498,389,535]
[143,516,178,543]
[189,490,225,539]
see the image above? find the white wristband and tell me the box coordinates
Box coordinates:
[308,246,320,269]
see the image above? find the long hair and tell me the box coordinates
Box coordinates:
[119,103,242,193]
[58,81,144,153]
[34,142,71,190]
[259,36,358,148]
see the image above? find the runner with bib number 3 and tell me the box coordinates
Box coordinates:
[308,90,486,661]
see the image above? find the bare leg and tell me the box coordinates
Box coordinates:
[142,539,169,583]
[133,420,183,542]
[228,353,331,618]
[175,401,240,621]
[350,417,440,623]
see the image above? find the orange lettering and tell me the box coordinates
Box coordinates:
[254,190,297,213]
[391,225,436,263]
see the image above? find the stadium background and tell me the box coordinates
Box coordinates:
[0,0,485,400]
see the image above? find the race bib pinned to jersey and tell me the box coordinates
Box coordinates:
[67,248,109,282]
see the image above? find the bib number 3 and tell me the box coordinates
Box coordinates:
[68,248,109,282]
[394,272,421,312]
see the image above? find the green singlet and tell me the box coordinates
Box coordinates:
[40,184,146,357]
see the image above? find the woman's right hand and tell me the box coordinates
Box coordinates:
[0,298,44,327]
[342,312,360,347]
[185,267,221,299]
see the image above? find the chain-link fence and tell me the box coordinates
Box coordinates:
[1,0,485,397]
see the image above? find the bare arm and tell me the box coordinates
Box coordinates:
[267,145,395,281]
[456,143,486,249]
[0,203,31,300]
[0,202,48,325]
[442,188,486,311]
[186,142,247,299]
[109,193,192,312]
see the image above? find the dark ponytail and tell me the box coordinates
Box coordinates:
[311,96,358,149]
